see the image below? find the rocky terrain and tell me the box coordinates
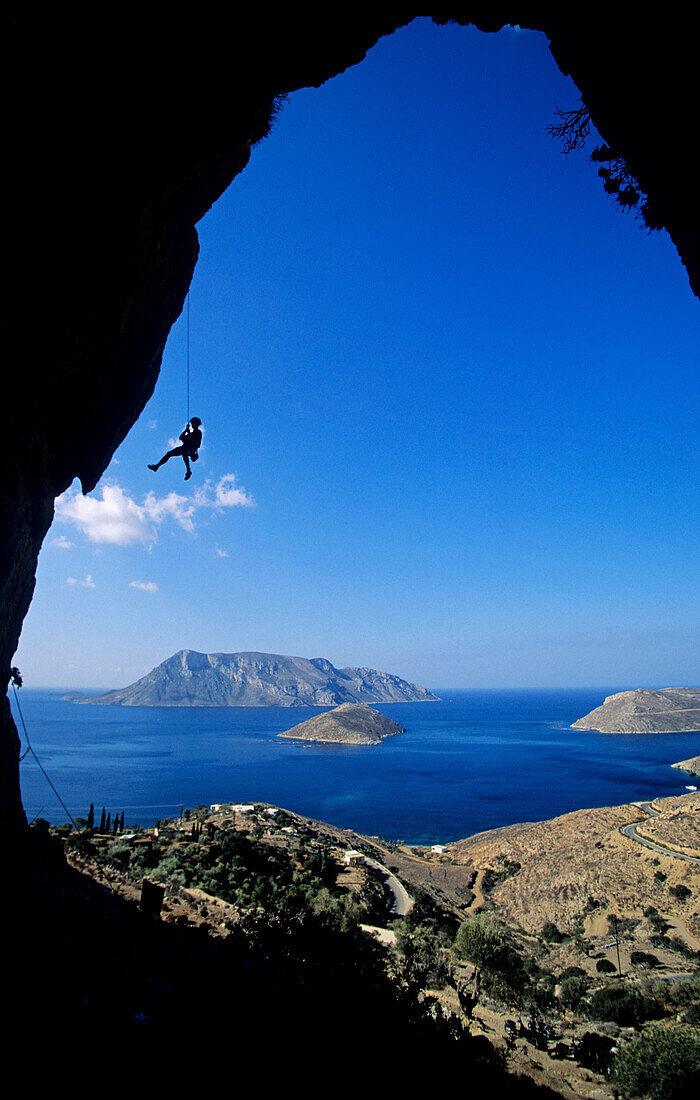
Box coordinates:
[673,755,700,777]
[278,702,405,744]
[572,687,700,733]
[78,650,439,707]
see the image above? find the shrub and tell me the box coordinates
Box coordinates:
[668,936,699,959]
[453,916,530,1007]
[397,923,453,988]
[542,921,567,943]
[453,915,512,970]
[648,911,670,932]
[596,958,617,974]
[559,974,589,1010]
[560,965,587,981]
[631,951,660,969]
[650,934,671,949]
[587,983,656,1027]
[611,1025,700,1100]
[670,884,692,901]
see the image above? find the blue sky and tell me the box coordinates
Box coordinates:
[17,20,699,689]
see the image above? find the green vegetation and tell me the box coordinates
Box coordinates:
[668,936,699,960]
[611,1026,700,1100]
[646,909,671,933]
[452,915,553,1010]
[480,855,521,894]
[395,887,459,989]
[586,982,662,1027]
[558,974,589,1010]
[453,914,514,971]
[396,923,452,989]
[67,823,373,931]
[59,805,700,1096]
[542,920,567,943]
[596,958,617,974]
[630,950,660,969]
[559,965,587,981]
[670,883,692,901]
[640,972,700,1015]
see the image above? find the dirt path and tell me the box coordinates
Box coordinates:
[463,868,487,915]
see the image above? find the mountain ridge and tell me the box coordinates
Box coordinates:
[80,650,439,707]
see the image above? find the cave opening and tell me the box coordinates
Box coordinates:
[3,13,698,840]
[10,19,699,831]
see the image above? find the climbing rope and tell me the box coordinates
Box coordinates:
[10,667,77,828]
[186,290,191,425]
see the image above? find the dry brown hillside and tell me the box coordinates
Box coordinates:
[444,793,699,943]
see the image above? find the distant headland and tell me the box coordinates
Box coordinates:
[572,687,700,733]
[673,756,700,778]
[70,650,439,707]
[278,702,406,744]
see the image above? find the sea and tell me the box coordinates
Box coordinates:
[12,688,700,845]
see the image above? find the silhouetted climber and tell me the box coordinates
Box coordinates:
[148,418,202,480]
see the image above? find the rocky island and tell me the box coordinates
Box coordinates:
[78,650,439,707]
[278,702,405,745]
[673,756,700,778]
[572,687,700,733]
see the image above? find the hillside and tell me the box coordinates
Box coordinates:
[278,702,405,744]
[82,650,439,707]
[445,791,700,938]
[572,688,700,733]
[39,789,700,1099]
[673,756,700,777]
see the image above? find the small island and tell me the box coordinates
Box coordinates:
[572,687,700,733]
[278,702,406,745]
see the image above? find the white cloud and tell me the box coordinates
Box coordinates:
[54,475,254,547]
[56,484,157,546]
[142,490,197,533]
[211,474,255,510]
[129,580,159,592]
[215,546,229,558]
[66,574,96,588]
[51,535,73,550]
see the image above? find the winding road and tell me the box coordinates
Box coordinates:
[364,856,413,916]
[620,802,700,866]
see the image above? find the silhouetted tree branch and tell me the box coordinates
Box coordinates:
[548,107,661,231]
[545,105,591,154]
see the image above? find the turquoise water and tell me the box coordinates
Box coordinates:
[13,688,700,844]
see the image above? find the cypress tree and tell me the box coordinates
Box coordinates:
[105,812,111,833]
[87,803,95,830]
[100,807,106,832]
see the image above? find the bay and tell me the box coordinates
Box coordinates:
[13,688,699,844]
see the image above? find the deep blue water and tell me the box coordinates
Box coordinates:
[12,688,700,844]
